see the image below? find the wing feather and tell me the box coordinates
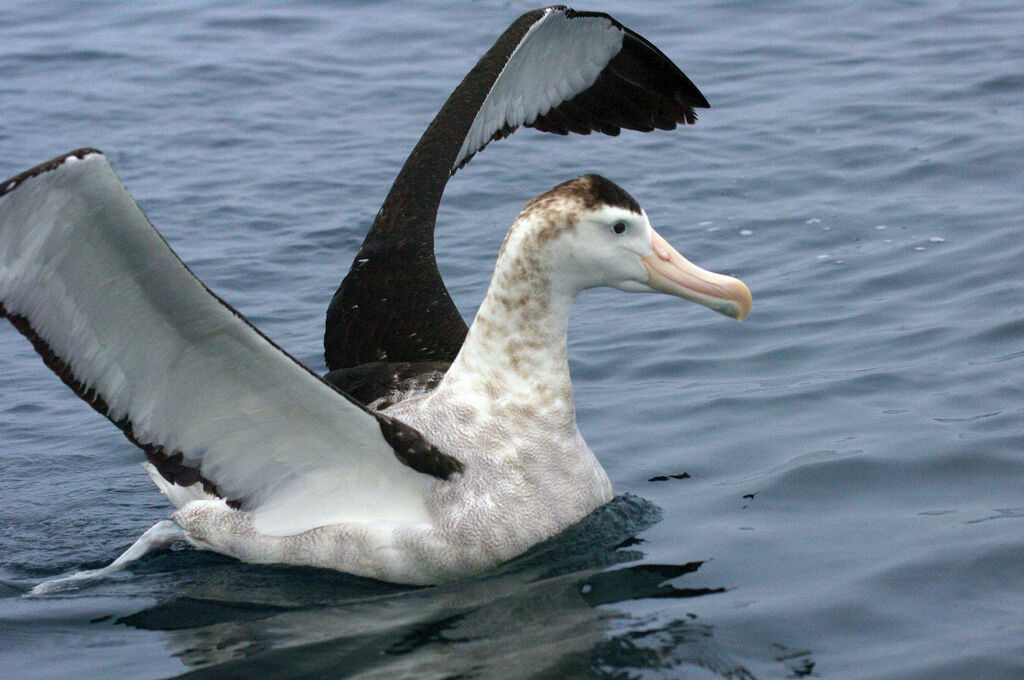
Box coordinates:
[454,9,624,169]
[0,150,446,536]
[453,7,708,171]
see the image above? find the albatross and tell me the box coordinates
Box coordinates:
[0,8,748,589]
[1,158,749,587]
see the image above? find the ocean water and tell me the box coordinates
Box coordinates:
[1,1,1021,678]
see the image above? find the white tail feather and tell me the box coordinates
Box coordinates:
[142,462,220,508]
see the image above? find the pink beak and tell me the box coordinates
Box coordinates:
[641,229,752,320]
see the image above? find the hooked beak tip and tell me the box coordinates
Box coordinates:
[642,229,753,321]
[725,281,753,321]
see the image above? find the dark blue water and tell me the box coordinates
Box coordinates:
[1,1,1021,678]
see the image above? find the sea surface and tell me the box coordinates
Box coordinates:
[1,1,1021,678]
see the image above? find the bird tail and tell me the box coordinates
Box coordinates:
[143,462,220,508]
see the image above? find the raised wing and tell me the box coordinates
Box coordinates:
[0,150,459,537]
[455,8,708,170]
[324,6,709,370]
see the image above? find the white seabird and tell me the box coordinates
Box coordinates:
[1,156,748,588]
[0,7,749,591]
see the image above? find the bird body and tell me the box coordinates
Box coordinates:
[157,175,747,584]
[0,8,750,590]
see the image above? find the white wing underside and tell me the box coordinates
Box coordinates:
[0,152,435,536]
[454,8,625,170]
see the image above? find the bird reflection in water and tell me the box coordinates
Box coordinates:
[112,495,796,679]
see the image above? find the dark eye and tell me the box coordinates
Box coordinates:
[611,221,628,235]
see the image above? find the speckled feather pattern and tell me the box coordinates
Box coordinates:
[173,179,623,584]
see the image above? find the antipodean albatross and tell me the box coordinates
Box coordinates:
[0,7,739,590]
[1,156,749,588]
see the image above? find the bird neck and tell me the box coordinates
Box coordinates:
[437,237,577,420]
[325,15,547,370]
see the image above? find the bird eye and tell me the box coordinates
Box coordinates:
[611,221,628,235]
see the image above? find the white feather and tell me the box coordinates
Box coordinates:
[454,8,625,169]
[143,461,218,507]
[0,152,436,536]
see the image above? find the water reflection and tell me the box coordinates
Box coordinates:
[113,496,777,678]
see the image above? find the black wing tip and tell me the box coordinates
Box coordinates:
[559,8,711,113]
[1,148,105,198]
[619,28,711,110]
[684,88,711,112]
[521,9,709,137]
